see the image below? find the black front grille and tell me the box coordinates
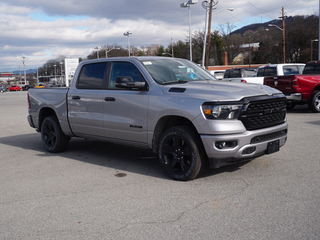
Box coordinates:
[240,98,287,130]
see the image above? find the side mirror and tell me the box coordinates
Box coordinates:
[115,76,146,89]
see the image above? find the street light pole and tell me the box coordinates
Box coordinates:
[106,47,120,58]
[123,31,132,57]
[60,61,64,84]
[54,65,57,83]
[94,46,100,59]
[180,0,198,62]
[22,57,26,85]
[268,23,285,63]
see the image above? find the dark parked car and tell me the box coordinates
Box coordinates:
[223,67,258,78]
[0,86,8,92]
[303,61,320,74]
[22,85,34,91]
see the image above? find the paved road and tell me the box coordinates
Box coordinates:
[0,91,319,239]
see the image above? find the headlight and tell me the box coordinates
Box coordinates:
[202,104,243,120]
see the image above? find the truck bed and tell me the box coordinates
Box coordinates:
[28,87,71,135]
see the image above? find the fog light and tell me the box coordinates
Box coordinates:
[215,141,237,149]
[242,147,256,155]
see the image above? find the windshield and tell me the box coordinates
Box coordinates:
[140,58,215,84]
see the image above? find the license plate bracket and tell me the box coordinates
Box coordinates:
[266,140,280,154]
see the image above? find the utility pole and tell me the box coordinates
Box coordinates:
[205,0,213,69]
[280,7,286,63]
[22,57,26,85]
[171,38,174,57]
[205,0,218,69]
[248,32,252,67]
[19,65,21,85]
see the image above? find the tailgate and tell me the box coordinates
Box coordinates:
[264,75,295,93]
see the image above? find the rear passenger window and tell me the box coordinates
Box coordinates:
[283,66,299,75]
[303,63,320,74]
[264,67,277,76]
[315,64,320,73]
[230,69,241,78]
[243,68,257,77]
[256,69,265,77]
[77,63,108,89]
[223,70,230,78]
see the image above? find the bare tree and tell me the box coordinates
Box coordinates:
[219,23,237,64]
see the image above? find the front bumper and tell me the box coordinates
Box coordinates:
[201,122,288,168]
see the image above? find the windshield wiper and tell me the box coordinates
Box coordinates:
[162,80,189,85]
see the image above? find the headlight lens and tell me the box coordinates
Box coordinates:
[202,104,243,119]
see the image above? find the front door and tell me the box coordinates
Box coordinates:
[102,61,149,144]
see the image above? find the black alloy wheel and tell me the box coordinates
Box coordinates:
[41,116,69,153]
[158,126,204,181]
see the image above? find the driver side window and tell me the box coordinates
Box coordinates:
[109,62,145,89]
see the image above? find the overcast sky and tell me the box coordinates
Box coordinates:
[0,0,318,72]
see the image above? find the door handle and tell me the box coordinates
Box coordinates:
[72,96,81,100]
[104,97,115,102]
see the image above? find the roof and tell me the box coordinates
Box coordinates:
[258,63,305,69]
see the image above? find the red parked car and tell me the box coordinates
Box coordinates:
[9,85,21,91]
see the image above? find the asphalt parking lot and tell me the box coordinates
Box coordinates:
[0,91,319,239]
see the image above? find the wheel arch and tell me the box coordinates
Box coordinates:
[38,107,58,132]
[313,85,320,92]
[152,115,199,153]
[307,84,320,100]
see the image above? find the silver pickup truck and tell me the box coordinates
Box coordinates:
[27,57,288,180]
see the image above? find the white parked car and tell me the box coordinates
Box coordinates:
[221,63,305,84]
[209,70,225,80]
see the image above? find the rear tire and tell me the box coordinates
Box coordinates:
[41,116,69,153]
[308,90,320,113]
[158,126,205,181]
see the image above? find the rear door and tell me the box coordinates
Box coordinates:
[68,62,109,137]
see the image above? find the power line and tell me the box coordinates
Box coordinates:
[228,0,318,29]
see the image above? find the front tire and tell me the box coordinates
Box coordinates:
[286,102,296,110]
[41,116,69,153]
[308,90,320,113]
[158,126,205,181]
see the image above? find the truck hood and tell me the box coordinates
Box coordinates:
[162,80,282,102]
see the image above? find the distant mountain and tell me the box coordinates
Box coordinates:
[232,20,279,35]
[231,17,297,36]
[13,69,37,75]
